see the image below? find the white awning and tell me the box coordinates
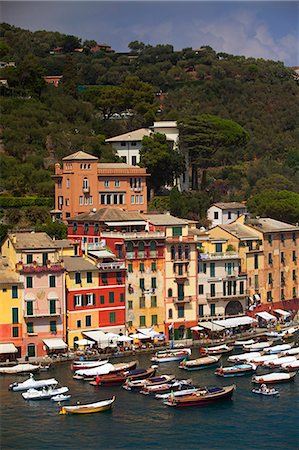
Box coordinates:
[214,316,257,329]
[117,335,133,342]
[0,343,18,354]
[198,322,225,332]
[83,330,107,343]
[256,311,277,321]
[191,326,204,331]
[130,333,152,339]
[43,338,68,350]
[88,250,116,259]
[254,294,261,301]
[75,339,94,346]
[274,309,291,317]
[104,221,147,227]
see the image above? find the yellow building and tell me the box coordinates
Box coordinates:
[0,256,23,360]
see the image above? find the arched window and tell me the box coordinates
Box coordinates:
[138,241,145,251]
[171,246,176,260]
[126,242,133,257]
[168,308,173,319]
[185,245,190,260]
[150,241,157,257]
[168,288,173,298]
[178,245,183,259]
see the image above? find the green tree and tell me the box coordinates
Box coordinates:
[247,190,299,224]
[16,54,46,96]
[139,133,185,195]
[62,55,79,98]
[179,115,249,190]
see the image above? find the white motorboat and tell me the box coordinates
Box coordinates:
[51,394,71,402]
[9,374,58,392]
[151,348,191,363]
[280,347,299,357]
[250,355,279,365]
[0,364,40,375]
[228,352,261,363]
[263,344,292,354]
[281,360,299,371]
[73,361,137,379]
[201,344,233,355]
[22,386,69,400]
[252,372,297,384]
[233,339,255,347]
[264,356,297,367]
[243,341,273,352]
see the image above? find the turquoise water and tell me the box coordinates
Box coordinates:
[1,351,298,450]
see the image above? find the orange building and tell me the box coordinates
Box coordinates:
[52,151,149,222]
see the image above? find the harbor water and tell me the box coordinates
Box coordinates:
[1,350,298,450]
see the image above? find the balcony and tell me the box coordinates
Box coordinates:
[174,272,188,280]
[101,231,165,239]
[18,262,64,273]
[200,252,240,260]
[83,186,90,193]
[97,261,126,271]
[24,307,61,318]
[133,186,142,192]
[172,296,193,304]
[206,293,247,302]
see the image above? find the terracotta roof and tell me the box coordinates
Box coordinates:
[212,202,247,210]
[105,128,151,142]
[218,223,260,240]
[142,214,189,226]
[7,232,57,250]
[52,239,76,249]
[69,208,144,222]
[63,151,98,161]
[247,218,299,233]
[63,256,98,272]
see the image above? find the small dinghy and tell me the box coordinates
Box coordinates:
[59,397,115,414]
[252,372,297,384]
[252,384,279,396]
[52,394,71,402]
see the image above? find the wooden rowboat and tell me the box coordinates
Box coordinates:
[252,372,297,384]
[163,385,236,407]
[179,355,221,371]
[59,397,115,415]
[90,367,156,386]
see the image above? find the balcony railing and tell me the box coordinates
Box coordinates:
[174,272,188,279]
[171,296,193,304]
[101,231,165,239]
[82,186,90,193]
[97,261,126,270]
[24,307,61,318]
[200,252,240,260]
[18,263,64,273]
[206,292,247,301]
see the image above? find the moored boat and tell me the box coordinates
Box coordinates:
[151,348,191,363]
[263,344,292,355]
[179,355,221,371]
[252,385,280,396]
[155,387,198,400]
[72,359,109,371]
[233,339,255,347]
[281,360,299,371]
[73,360,137,379]
[163,384,236,407]
[228,352,261,363]
[264,356,297,367]
[9,374,58,391]
[123,374,175,391]
[22,386,69,400]
[200,344,233,355]
[59,397,115,414]
[0,364,40,375]
[243,341,273,352]
[280,347,299,357]
[250,354,279,365]
[215,363,256,377]
[52,394,71,402]
[252,372,297,384]
[90,367,156,386]
[140,379,194,395]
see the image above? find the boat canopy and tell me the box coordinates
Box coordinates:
[0,343,18,354]
[274,309,291,317]
[256,311,277,321]
[43,338,68,350]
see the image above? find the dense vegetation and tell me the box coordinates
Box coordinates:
[1,23,298,230]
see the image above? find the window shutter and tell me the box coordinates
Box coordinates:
[93,293,96,305]
[74,296,76,308]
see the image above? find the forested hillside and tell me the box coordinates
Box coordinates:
[0,22,298,230]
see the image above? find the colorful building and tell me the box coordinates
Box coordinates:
[64,254,126,348]
[52,151,149,222]
[1,232,66,357]
[0,257,23,361]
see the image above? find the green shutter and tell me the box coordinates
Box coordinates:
[174,329,179,340]
[49,300,56,314]
[12,308,19,324]
[26,301,33,316]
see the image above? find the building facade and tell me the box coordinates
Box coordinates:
[52,151,149,222]
[207,202,247,228]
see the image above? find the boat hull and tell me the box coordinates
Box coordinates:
[164,385,235,407]
[60,397,115,414]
